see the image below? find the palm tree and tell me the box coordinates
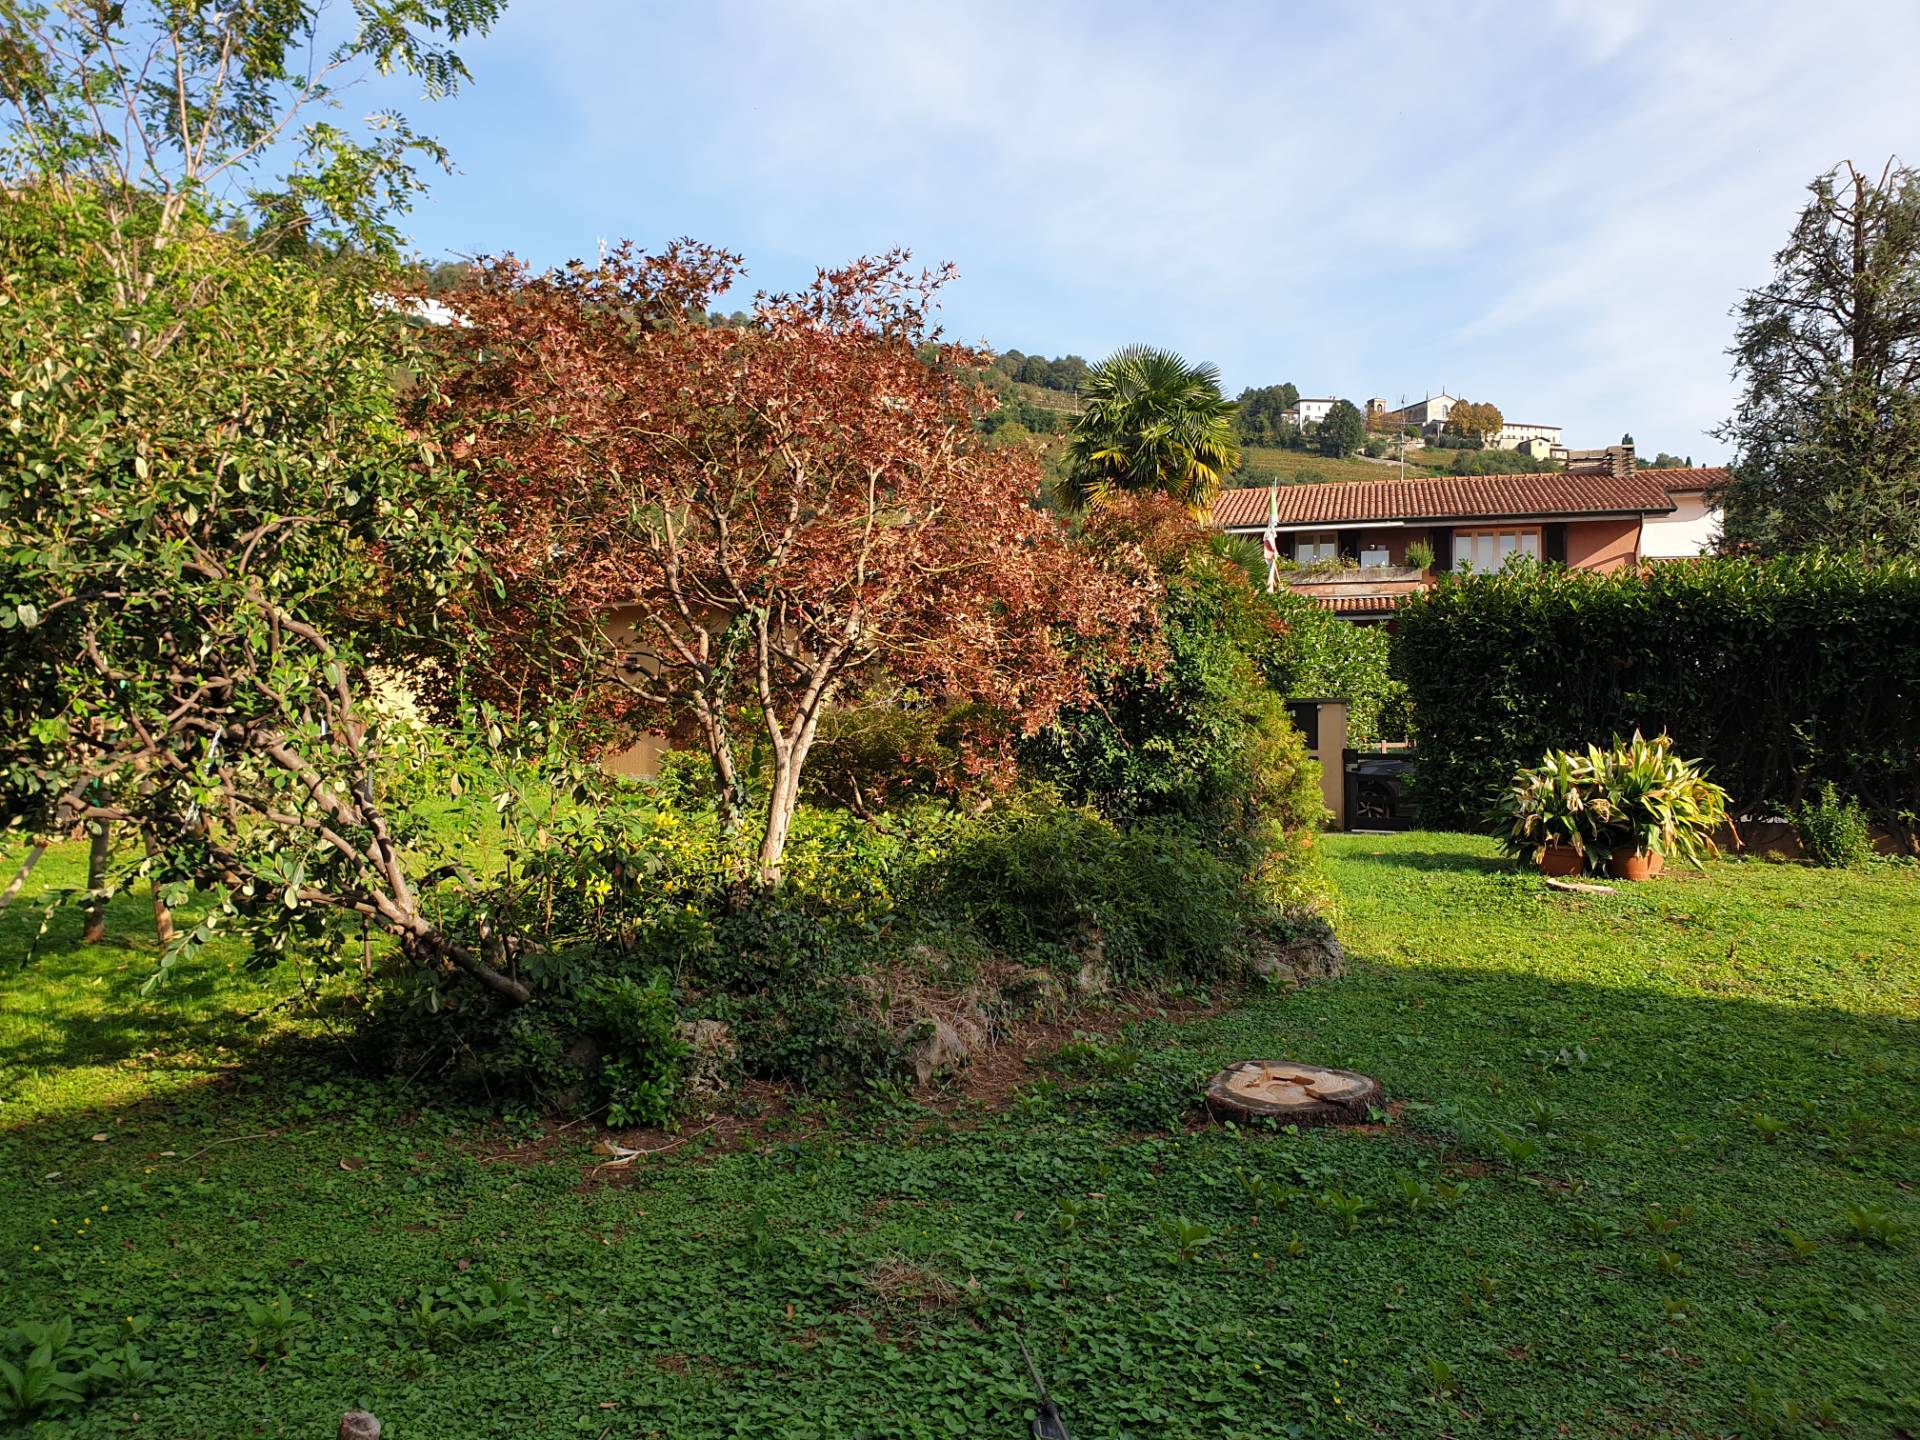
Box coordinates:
[1062,345,1241,512]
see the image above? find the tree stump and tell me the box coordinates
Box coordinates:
[339,1411,381,1440]
[1204,1061,1381,1127]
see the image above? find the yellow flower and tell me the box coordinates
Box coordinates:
[31,1245,40,1252]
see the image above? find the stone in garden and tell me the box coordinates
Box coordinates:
[1203,1061,1381,1126]
[675,1019,737,1097]
[1247,923,1346,984]
[906,1017,972,1084]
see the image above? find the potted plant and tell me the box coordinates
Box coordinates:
[1404,539,1436,574]
[1490,747,1611,875]
[1589,732,1730,880]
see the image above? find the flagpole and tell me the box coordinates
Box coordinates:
[1262,481,1280,594]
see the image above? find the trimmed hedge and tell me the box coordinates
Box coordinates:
[1391,556,1920,835]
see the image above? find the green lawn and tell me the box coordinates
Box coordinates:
[1237,447,1452,487]
[3,833,1916,1437]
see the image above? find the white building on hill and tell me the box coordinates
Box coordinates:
[1282,397,1339,429]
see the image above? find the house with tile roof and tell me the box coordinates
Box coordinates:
[1211,462,1727,621]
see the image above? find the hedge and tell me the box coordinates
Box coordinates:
[1390,556,1920,835]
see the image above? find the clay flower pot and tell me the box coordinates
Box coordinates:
[1606,848,1665,881]
[1539,844,1584,877]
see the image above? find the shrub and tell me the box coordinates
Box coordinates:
[1031,536,1329,910]
[1490,746,1607,865]
[1404,540,1436,572]
[799,695,1003,814]
[580,974,685,1126]
[1794,783,1873,867]
[1590,732,1730,866]
[1266,588,1409,745]
[1393,556,1920,835]
[928,800,1253,985]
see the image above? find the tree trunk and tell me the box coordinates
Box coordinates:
[756,767,800,884]
[754,707,828,884]
[0,843,46,913]
[82,822,111,945]
[143,829,173,944]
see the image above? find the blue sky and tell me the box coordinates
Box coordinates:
[346,0,1919,461]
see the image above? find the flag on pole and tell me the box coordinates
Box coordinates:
[1260,481,1280,593]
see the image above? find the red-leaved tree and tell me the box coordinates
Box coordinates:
[423,243,1149,880]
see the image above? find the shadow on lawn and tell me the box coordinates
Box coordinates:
[1332,846,1512,876]
[0,887,345,1098]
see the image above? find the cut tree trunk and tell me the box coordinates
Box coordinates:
[1203,1061,1382,1127]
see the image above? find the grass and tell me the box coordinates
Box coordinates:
[1236,446,1454,487]
[3,832,1917,1437]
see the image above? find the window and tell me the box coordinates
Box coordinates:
[1454,527,1540,572]
[1296,531,1339,563]
[1359,545,1391,567]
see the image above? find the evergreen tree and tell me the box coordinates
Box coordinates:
[1715,159,1920,558]
[1317,399,1367,458]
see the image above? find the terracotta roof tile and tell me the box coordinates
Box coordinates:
[1211,470,1709,529]
[1316,592,1409,614]
[1637,465,1729,493]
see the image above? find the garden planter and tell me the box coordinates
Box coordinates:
[1538,844,1584,877]
[1607,849,1665,881]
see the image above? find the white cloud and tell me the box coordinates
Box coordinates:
[410,0,1920,458]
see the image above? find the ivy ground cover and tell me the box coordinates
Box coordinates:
[2,834,1916,1437]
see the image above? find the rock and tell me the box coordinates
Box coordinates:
[997,966,1067,1011]
[1250,923,1345,983]
[1073,958,1113,997]
[553,1034,602,1112]
[906,1017,972,1085]
[1203,1061,1381,1127]
[676,1019,737,1098]
[340,1412,381,1440]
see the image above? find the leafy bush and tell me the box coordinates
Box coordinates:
[1596,732,1730,865]
[1031,531,1329,909]
[1491,747,1607,865]
[1794,783,1874,867]
[579,974,685,1126]
[1266,588,1409,745]
[1492,737,1730,870]
[925,800,1250,985]
[662,886,906,1091]
[368,794,932,1101]
[1393,557,1920,835]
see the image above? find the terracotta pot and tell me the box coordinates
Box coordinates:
[1607,849,1665,881]
[1539,844,1584,877]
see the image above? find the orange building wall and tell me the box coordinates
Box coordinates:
[1564,518,1640,572]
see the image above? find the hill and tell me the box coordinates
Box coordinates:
[1236,446,1454,487]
